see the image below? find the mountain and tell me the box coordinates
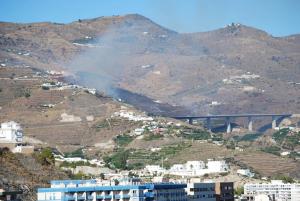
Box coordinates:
[1,14,300,116]
[1,15,300,198]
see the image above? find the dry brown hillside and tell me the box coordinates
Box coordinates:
[0,67,142,152]
[0,14,299,116]
[0,148,69,201]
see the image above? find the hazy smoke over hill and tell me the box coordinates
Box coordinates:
[65,24,132,96]
[56,14,300,116]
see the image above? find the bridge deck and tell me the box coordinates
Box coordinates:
[172,114,292,119]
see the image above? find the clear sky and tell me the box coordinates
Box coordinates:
[0,0,299,36]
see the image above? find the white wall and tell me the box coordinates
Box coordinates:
[37,192,62,201]
[0,121,23,143]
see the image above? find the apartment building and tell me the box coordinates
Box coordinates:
[186,182,216,201]
[37,179,188,201]
[215,182,234,201]
[243,180,300,201]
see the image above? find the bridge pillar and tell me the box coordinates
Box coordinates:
[188,118,193,125]
[226,117,231,133]
[206,117,211,131]
[272,116,277,129]
[248,116,253,132]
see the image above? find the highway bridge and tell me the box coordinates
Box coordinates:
[172,114,292,133]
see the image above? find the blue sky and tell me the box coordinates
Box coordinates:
[0,0,299,36]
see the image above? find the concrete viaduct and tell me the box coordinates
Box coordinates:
[172,114,292,133]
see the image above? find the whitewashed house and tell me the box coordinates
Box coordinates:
[0,121,23,143]
[144,165,166,175]
[206,160,228,173]
[237,169,255,178]
[170,164,186,172]
[186,161,206,171]
[169,160,229,176]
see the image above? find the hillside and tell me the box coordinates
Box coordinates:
[1,14,300,198]
[0,148,69,201]
[0,67,144,152]
[0,14,300,117]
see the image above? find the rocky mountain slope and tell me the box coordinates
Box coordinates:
[0,148,69,201]
[1,14,300,116]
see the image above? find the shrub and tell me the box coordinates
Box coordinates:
[64,148,84,158]
[273,175,294,183]
[42,86,50,90]
[273,128,289,143]
[127,162,144,170]
[235,186,244,196]
[104,150,130,170]
[114,135,134,147]
[261,146,281,156]
[181,129,211,140]
[239,133,262,141]
[220,172,229,176]
[35,147,54,165]
[71,171,89,179]
[0,147,10,156]
[59,161,93,168]
[143,134,163,141]
[25,92,31,98]
[99,173,105,180]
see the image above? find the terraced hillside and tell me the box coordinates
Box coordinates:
[0,67,142,152]
[235,151,300,178]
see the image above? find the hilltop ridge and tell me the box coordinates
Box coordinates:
[0,14,299,117]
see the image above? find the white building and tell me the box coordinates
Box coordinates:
[0,121,23,143]
[254,194,272,201]
[170,164,186,172]
[206,160,228,173]
[244,180,300,201]
[280,151,291,156]
[117,110,154,122]
[169,160,228,176]
[237,169,255,178]
[144,165,166,175]
[133,128,144,136]
[12,145,34,154]
[38,179,188,201]
[186,161,206,171]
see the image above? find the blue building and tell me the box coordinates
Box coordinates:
[37,179,188,201]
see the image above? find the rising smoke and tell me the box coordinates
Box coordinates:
[65,22,134,96]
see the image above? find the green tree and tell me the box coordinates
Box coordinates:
[99,173,105,180]
[36,147,54,165]
[114,179,120,185]
[25,91,31,98]
[234,186,244,196]
[111,150,129,169]
[274,175,294,183]
[72,171,89,179]
[104,150,130,170]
